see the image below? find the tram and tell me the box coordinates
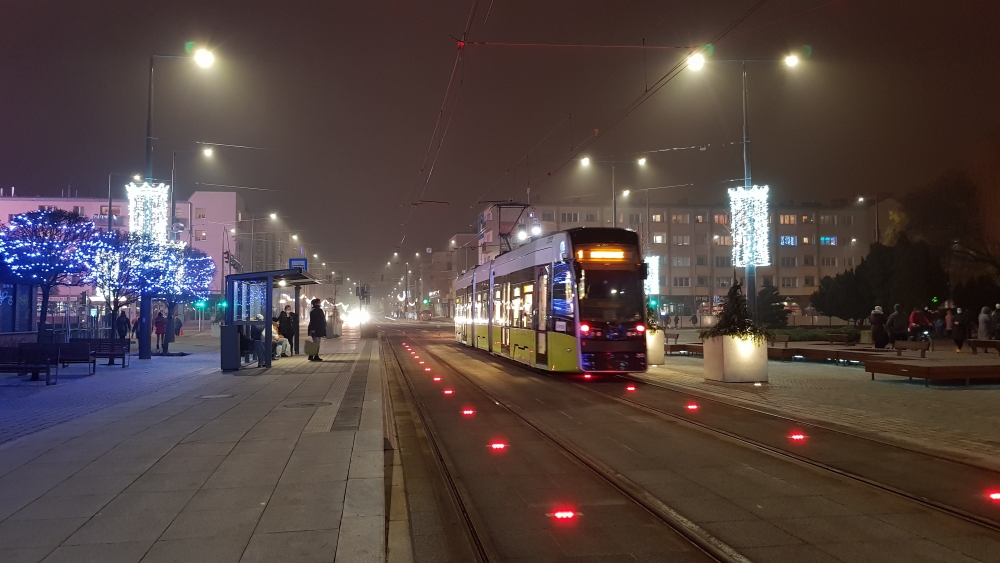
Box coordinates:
[455,228,647,374]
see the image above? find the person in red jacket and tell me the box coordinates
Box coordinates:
[908,307,932,341]
[153,312,166,350]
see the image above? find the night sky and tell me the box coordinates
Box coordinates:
[2,0,998,282]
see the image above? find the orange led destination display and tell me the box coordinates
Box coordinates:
[576,247,629,262]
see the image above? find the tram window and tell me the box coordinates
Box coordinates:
[552,263,575,319]
[577,269,644,322]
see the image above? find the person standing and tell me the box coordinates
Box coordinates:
[953,307,968,352]
[131,315,139,338]
[886,304,907,344]
[674,315,680,328]
[115,311,130,340]
[978,306,991,339]
[870,306,888,349]
[154,312,166,350]
[277,305,296,341]
[307,299,326,361]
[991,304,1000,339]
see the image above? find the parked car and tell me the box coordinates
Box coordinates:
[419,310,433,322]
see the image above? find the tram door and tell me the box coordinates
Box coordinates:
[535,268,549,366]
[500,279,511,355]
[459,288,469,344]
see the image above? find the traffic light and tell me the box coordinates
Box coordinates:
[422,298,429,305]
[649,298,658,307]
[195,301,207,309]
[222,250,230,264]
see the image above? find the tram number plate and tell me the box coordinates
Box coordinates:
[555,321,566,332]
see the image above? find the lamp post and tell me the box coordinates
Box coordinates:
[857,195,880,244]
[137,48,213,360]
[580,157,647,228]
[687,52,799,320]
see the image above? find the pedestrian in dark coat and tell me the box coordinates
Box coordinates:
[870,306,888,349]
[953,308,968,352]
[115,311,130,340]
[307,299,326,361]
[277,305,297,340]
[886,304,908,344]
[978,307,991,339]
[154,312,166,349]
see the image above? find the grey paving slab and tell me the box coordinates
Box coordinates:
[9,493,116,520]
[41,541,153,563]
[0,517,89,549]
[334,515,384,563]
[65,512,177,545]
[256,503,343,533]
[141,535,248,563]
[241,529,339,563]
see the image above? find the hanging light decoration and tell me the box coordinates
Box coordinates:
[729,185,770,268]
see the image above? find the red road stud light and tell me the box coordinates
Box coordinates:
[553,511,575,519]
[462,409,475,416]
[583,374,592,379]
[489,442,506,450]
[418,361,425,364]
[443,389,454,395]
[433,377,442,382]
[685,404,699,411]
[424,368,432,372]
[626,385,636,392]
[989,492,1000,501]
[790,433,806,441]
[414,355,419,359]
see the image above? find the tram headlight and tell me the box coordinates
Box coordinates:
[580,323,590,334]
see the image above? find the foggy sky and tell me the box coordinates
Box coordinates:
[2,0,998,283]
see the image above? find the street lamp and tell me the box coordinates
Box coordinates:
[202,147,214,157]
[270,213,277,220]
[194,48,215,68]
[580,156,648,227]
[857,195,881,244]
[686,51,799,319]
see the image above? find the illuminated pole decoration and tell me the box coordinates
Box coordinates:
[729,185,770,270]
[127,182,170,242]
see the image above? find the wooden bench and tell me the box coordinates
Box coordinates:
[662,332,684,355]
[0,346,58,385]
[768,335,792,361]
[827,333,853,346]
[56,342,96,374]
[70,338,131,367]
[866,359,1000,386]
[967,339,1000,355]
[892,340,930,358]
[771,335,790,348]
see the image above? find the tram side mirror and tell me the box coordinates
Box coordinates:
[642,263,649,279]
[571,260,582,282]
[561,252,571,263]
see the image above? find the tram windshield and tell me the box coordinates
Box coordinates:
[577,269,644,323]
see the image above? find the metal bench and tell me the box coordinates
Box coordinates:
[892,340,930,358]
[0,346,58,385]
[967,339,1000,355]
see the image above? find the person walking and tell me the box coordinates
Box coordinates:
[870,306,888,349]
[153,312,166,350]
[953,307,968,352]
[886,304,908,344]
[307,298,326,361]
[115,311,130,340]
[674,315,680,328]
[978,306,991,339]
[991,304,1000,339]
[130,315,139,338]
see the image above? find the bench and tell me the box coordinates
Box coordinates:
[0,346,58,385]
[892,340,930,358]
[768,335,793,361]
[866,359,1000,387]
[827,333,853,346]
[56,342,96,374]
[70,338,131,367]
[967,339,1000,355]
[771,335,790,348]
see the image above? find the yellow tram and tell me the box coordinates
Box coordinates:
[455,228,648,373]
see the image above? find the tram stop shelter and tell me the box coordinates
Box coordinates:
[223,268,321,370]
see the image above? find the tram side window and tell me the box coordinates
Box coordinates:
[552,263,575,321]
[493,283,504,326]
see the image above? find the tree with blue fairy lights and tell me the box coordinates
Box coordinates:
[0,210,98,336]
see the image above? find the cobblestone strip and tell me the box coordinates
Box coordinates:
[303,345,366,433]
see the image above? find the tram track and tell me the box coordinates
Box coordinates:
[387,329,749,563]
[579,377,1000,535]
[401,326,1000,541]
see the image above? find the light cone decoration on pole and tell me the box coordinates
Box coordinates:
[126,182,170,242]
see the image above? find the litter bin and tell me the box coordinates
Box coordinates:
[220,324,242,371]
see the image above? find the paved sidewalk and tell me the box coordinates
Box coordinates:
[0,332,386,563]
[642,350,1000,470]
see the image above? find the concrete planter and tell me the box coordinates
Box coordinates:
[703,335,768,383]
[646,330,665,366]
[210,323,221,338]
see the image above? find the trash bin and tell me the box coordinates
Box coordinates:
[220,324,242,371]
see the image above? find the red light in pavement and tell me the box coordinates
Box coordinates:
[553,511,575,519]
[443,389,453,395]
[989,492,1000,501]
[583,374,592,379]
[790,433,806,441]
[685,404,699,411]
[433,377,441,382]
[418,361,425,364]
[636,324,645,333]
[424,368,432,372]
[489,442,506,450]
[626,385,636,392]
[580,323,590,333]
[414,355,419,359]
[462,409,475,415]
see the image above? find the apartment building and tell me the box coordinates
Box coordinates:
[477,199,891,315]
[417,233,477,317]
